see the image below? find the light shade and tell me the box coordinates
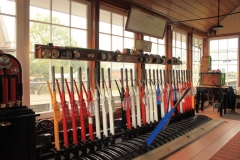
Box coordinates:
[212,24,224,30]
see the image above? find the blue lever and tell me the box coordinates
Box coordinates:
[144,87,190,147]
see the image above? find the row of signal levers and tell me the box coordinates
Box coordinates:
[38,67,195,160]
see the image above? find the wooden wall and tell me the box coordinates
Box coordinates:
[217,6,240,35]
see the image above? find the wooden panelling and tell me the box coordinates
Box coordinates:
[231,0,240,7]
[152,0,213,31]
[216,6,240,35]
[119,0,240,34]
[211,0,231,15]
[97,0,240,35]
[220,0,237,10]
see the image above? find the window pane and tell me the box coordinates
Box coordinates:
[182,34,186,49]
[124,38,134,49]
[112,36,123,52]
[211,65,218,70]
[71,29,87,47]
[219,52,227,64]
[172,31,175,47]
[176,33,181,48]
[52,0,69,26]
[151,43,157,54]
[210,40,218,52]
[30,54,51,112]
[227,66,237,89]
[0,15,16,49]
[158,38,164,45]
[30,0,50,22]
[219,39,227,52]
[144,36,150,41]
[227,65,237,73]
[71,2,87,29]
[52,25,69,46]
[172,48,175,57]
[150,37,157,43]
[111,62,123,96]
[29,22,50,52]
[112,13,123,36]
[99,33,111,50]
[0,0,16,15]
[228,38,238,51]
[70,61,87,80]
[101,62,111,70]
[218,64,227,73]
[124,17,134,38]
[228,52,237,65]
[210,53,218,65]
[181,49,186,64]
[158,44,165,56]
[194,38,198,46]
[30,0,89,114]
[100,10,111,34]
[175,48,181,59]
[123,63,134,71]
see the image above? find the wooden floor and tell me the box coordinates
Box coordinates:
[165,106,240,160]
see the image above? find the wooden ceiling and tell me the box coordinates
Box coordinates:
[100,0,240,35]
[134,0,240,33]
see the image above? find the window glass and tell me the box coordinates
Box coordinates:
[99,33,111,50]
[71,2,87,29]
[99,8,134,97]
[29,22,50,52]
[228,52,237,65]
[112,13,123,36]
[0,0,16,15]
[112,36,123,51]
[176,32,181,48]
[172,31,175,47]
[52,25,70,46]
[0,15,16,50]
[124,17,134,38]
[228,38,238,51]
[71,29,87,47]
[52,0,69,26]
[30,0,50,22]
[100,10,111,34]
[209,37,238,89]
[172,30,187,71]
[192,36,202,86]
[124,38,134,49]
[30,0,88,113]
[144,35,166,71]
[182,34,186,49]
[210,40,218,52]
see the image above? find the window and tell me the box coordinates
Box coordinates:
[209,37,238,89]
[192,36,202,86]
[29,0,90,114]
[144,35,166,78]
[0,0,16,56]
[172,30,187,70]
[99,7,135,97]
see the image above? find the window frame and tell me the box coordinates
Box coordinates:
[28,0,91,119]
[99,4,136,101]
[143,35,166,71]
[172,28,187,70]
[208,35,239,89]
[192,34,203,87]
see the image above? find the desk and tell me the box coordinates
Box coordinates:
[195,85,228,116]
